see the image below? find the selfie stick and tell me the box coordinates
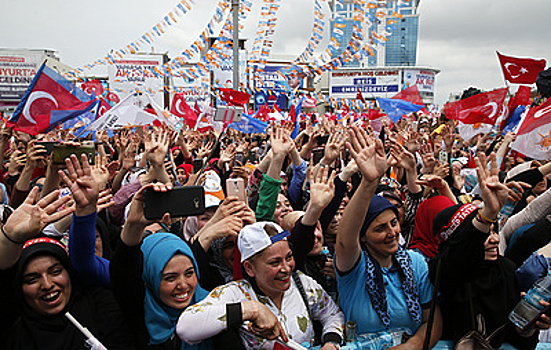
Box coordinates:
[65,312,107,350]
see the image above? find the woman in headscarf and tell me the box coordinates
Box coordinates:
[409,195,456,260]
[335,125,442,347]
[429,153,551,349]
[0,155,133,349]
[110,182,214,350]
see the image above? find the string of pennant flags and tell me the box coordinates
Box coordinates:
[65,0,411,109]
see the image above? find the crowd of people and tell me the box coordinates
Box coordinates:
[2,85,551,350]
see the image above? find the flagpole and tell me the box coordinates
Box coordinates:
[232,0,240,90]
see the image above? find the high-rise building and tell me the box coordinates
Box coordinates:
[330,0,420,67]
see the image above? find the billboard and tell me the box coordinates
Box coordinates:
[107,54,164,107]
[0,50,46,106]
[330,69,401,99]
[403,69,436,94]
[172,76,210,106]
[212,50,247,88]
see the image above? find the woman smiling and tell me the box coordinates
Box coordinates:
[177,221,345,350]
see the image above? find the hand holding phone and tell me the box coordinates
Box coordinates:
[143,186,205,220]
[226,178,246,202]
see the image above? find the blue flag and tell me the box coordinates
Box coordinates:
[228,113,268,134]
[502,105,525,135]
[376,98,424,123]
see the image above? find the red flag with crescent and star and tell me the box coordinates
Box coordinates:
[218,88,250,106]
[170,93,198,128]
[443,87,508,125]
[497,51,546,85]
[7,62,94,135]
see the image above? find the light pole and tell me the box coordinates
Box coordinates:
[232,0,239,90]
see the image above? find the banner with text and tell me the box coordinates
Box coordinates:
[107,54,164,107]
[403,69,436,95]
[0,51,45,106]
[330,69,401,99]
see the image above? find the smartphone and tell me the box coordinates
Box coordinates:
[317,134,329,146]
[52,143,95,165]
[192,159,204,174]
[35,141,59,155]
[312,148,325,165]
[214,106,243,123]
[439,150,448,164]
[143,186,205,220]
[235,152,244,165]
[226,178,246,202]
[411,121,419,132]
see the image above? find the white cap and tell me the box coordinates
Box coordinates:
[205,194,221,209]
[238,222,289,263]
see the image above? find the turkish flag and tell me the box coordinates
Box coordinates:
[444,87,508,125]
[512,98,551,159]
[497,51,546,84]
[499,86,531,131]
[517,97,551,136]
[81,80,104,97]
[218,88,250,106]
[170,93,198,128]
[8,63,92,135]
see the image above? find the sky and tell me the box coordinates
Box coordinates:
[1,0,550,106]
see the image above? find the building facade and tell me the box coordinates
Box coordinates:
[330,0,420,68]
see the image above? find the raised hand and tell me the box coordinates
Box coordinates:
[346,124,387,182]
[323,131,345,165]
[420,142,436,174]
[388,142,416,171]
[309,165,336,211]
[144,126,171,167]
[3,187,74,243]
[270,126,293,158]
[58,154,99,216]
[476,153,509,217]
[91,155,110,191]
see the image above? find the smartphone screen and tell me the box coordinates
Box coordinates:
[192,159,204,174]
[312,149,325,165]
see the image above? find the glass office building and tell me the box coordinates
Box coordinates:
[330,0,420,67]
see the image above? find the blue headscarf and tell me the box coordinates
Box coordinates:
[141,233,211,350]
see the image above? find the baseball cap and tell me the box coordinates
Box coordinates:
[238,222,290,262]
[205,194,221,209]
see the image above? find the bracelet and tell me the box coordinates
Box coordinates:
[477,210,497,225]
[1,225,25,245]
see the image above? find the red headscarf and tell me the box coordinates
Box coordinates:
[409,195,456,258]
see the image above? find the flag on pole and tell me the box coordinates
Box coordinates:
[511,98,551,159]
[7,62,93,135]
[444,87,508,125]
[170,93,198,128]
[375,98,424,123]
[218,88,250,106]
[497,51,546,85]
[85,93,162,131]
